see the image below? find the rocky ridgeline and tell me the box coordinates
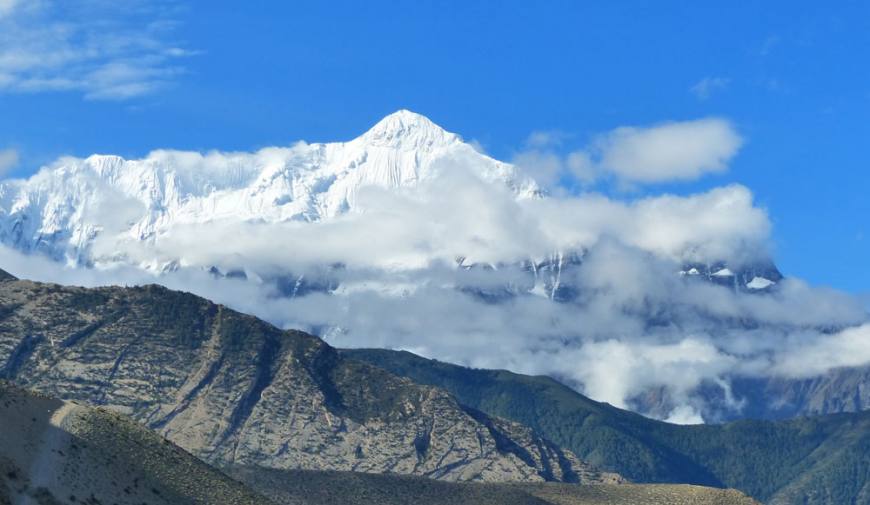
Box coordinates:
[0,271,618,485]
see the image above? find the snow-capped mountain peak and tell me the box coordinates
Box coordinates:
[358,109,460,150]
[0,110,536,265]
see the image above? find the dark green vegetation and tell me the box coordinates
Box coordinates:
[228,466,759,505]
[344,349,870,505]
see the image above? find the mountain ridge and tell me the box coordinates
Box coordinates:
[0,271,614,485]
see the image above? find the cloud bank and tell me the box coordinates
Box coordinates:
[107,178,770,272]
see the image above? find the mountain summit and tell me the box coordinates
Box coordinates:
[360,109,460,149]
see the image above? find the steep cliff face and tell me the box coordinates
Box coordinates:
[0,272,613,484]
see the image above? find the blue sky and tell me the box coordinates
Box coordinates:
[1,0,868,292]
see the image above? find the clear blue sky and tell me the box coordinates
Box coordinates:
[2,1,868,292]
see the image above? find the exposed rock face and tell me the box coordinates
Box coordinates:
[729,366,870,420]
[0,272,613,484]
[632,365,870,423]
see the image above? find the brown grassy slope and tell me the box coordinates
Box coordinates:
[0,381,275,505]
[229,466,760,505]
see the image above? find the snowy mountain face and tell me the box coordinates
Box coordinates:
[0,110,538,266]
[0,109,770,292]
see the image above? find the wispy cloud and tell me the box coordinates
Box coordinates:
[0,0,193,100]
[0,0,22,18]
[525,130,569,149]
[690,77,730,100]
[0,148,17,175]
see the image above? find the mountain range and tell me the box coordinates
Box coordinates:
[2,379,758,505]
[0,270,613,485]
[1,110,866,426]
[0,269,865,504]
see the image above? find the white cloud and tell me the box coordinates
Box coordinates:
[0,0,191,100]
[2,222,866,424]
[772,324,870,378]
[565,151,597,185]
[0,148,18,175]
[690,77,730,100]
[594,118,743,183]
[102,177,770,271]
[512,150,564,189]
[513,118,743,187]
[665,405,705,425]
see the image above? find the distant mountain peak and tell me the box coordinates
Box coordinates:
[359,109,459,149]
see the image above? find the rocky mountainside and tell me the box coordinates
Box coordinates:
[629,355,870,423]
[0,268,856,504]
[0,270,615,485]
[0,381,275,505]
[727,366,870,419]
[345,347,870,505]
